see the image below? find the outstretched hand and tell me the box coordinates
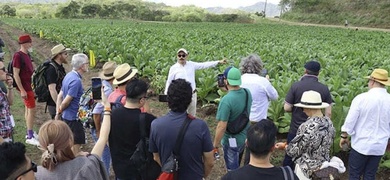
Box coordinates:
[219,58,227,64]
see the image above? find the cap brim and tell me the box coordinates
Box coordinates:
[227,79,241,86]
[294,102,329,109]
[113,69,138,85]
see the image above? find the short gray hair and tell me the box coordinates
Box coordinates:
[71,53,88,70]
[240,54,263,74]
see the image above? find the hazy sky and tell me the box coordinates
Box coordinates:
[144,0,280,8]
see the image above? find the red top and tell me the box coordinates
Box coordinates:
[13,51,33,91]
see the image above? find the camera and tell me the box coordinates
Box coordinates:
[260,69,268,77]
[159,94,168,102]
[217,74,225,87]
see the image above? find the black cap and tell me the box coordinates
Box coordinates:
[304,61,321,72]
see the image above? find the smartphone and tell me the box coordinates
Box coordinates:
[159,94,168,102]
[91,77,102,100]
[260,69,268,77]
[217,74,225,87]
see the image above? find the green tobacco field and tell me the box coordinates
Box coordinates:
[2,18,390,166]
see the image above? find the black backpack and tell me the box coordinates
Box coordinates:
[129,113,161,180]
[8,51,30,87]
[32,60,60,102]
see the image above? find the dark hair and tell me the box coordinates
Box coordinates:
[306,69,319,76]
[0,142,27,179]
[167,79,192,112]
[125,78,149,102]
[247,119,277,158]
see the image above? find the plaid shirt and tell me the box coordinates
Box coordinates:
[0,89,12,138]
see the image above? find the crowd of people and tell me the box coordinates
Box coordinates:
[0,34,390,180]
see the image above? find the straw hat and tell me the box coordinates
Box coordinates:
[294,90,329,109]
[113,63,138,85]
[99,61,117,80]
[365,69,390,86]
[51,44,71,58]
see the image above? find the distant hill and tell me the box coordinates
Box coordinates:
[207,2,281,17]
[1,0,68,3]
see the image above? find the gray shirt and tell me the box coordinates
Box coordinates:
[35,154,108,180]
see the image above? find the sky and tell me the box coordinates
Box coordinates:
[144,0,280,8]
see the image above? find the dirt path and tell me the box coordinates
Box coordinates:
[268,18,390,32]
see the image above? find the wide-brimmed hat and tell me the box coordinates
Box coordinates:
[18,34,32,44]
[113,63,138,85]
[294,90,329,109]
[99,61,117,80]
[51,44,71,58]
[177,48,188,55]
[223,66,241,86]
[365,69,390,86]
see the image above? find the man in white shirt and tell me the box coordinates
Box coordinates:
[240,54,278,122]
[340,68,390,180]
[164,48,226,116]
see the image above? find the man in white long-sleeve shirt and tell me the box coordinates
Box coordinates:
[340,68,390,180]
[164,48,226,116]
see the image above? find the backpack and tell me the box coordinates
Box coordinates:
[129,113,161,180]
[226,88,250,135]
[77,87,97,124]
[110,94,125,110]
[280,166,295,180]
[32,60,60,102]
[8,51,29,87]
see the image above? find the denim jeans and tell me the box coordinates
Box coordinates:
[223,142,245,171]
[349,148,382,180]
[283,132,296,170]
[91,128,111,176]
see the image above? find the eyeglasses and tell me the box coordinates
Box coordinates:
[15,161,37,179]
[0,67,6,71]
[140,96,149,100]
[178,54,186,58]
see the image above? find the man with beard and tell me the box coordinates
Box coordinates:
[46,44,70,119]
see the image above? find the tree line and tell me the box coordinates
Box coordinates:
[0,1,256,23]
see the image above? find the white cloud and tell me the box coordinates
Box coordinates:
[144,0,280,8]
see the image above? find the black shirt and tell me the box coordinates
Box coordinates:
[222,165,299,180]
[109,107,156,179]
[45,60,66,106]
[285,75,332,134]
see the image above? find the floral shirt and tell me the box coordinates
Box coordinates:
[286,116,335,178]
[0,89,12,138]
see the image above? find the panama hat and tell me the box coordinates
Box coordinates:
[365,69,390,86]
[294,90,329,109]
[51,44,71,58]
[113,63,138,85]
[99,61,117,80]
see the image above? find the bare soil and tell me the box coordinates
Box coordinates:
[1,21,390,180]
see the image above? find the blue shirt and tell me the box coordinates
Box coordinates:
[149,111,213,180]
[61,71,83,120]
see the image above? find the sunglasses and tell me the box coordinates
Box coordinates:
[178,54,186,58]
[16,161,37,179]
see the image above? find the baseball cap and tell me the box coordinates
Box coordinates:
[223,66,241,86]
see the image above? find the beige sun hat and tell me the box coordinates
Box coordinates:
[294,90,329,109]
[51,44,71,59]
[365,69,390,86]
[99,61,117,80]
[177,48,188,54]
[113,63,138,85]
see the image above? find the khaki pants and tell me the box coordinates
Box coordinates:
[187,92,197,117]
